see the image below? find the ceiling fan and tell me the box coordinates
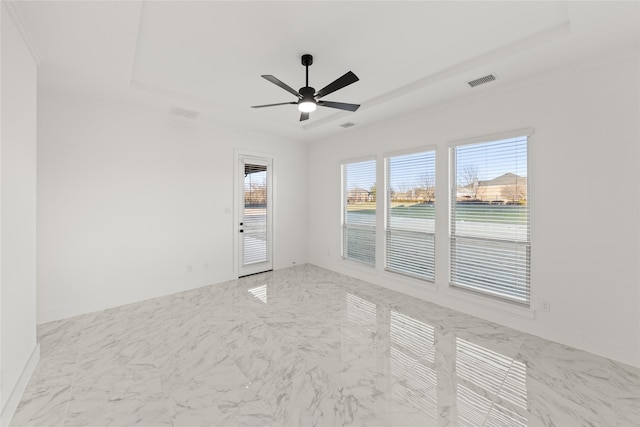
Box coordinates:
[251,54,360,122]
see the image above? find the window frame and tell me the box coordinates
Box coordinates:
[383,145,437,281]
[448,129,532,306]
[341,156,378,266]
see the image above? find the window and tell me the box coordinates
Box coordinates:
[342,159,376,265]
[385,150,436,280]
[450,132,530,305]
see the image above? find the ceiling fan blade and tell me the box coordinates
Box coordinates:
[300,112,309,121]
[251,102,297,108]
[315,71,359,99]
[261,75,301,98]
[317,100,360,112]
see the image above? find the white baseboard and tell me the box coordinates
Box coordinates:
[0,344,40,427]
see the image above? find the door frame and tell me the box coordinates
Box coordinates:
[233,149,275,277]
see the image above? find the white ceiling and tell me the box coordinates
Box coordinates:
[16,1,640,142]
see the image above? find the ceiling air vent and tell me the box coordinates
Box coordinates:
[340,122,356,128]
[466,74,497,88]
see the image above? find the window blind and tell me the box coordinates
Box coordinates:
[450,135,530,305]
[343,159,376,265]
[385,150,435,280]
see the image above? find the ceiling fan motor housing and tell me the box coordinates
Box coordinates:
[299,86,316,102]
[301,54,313,66]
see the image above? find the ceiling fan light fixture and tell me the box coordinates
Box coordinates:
[251,54,360,121]
[298,101,316,113]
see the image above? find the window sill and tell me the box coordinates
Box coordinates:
[381,269,438,293]
[339,257,377,274]
[446,283,535,319]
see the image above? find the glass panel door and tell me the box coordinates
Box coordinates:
[239,156,273,276]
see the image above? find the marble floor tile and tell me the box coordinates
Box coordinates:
[37,312,100,358]
[64,390,171,427]
[609,360,640,427]
[10,383,72,427]
[9,351,78,427]
[163,364,274,426]
[10,264,640,426]
[516,335,618,426]
[613,398,640,427]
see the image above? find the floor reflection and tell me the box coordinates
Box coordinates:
[390,310,438,425]
[17,265,635,426]
[346,292,377,331]
[455,338,527,426]
[346,295,530,426]
[247,284,267,304]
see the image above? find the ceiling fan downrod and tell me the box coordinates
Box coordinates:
[301,54,313,88]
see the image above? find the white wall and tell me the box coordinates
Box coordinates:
[307,51,640,367]
[37,91,307,323]
[1,2,39,423]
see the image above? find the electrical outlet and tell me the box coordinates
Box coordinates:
[540,300,551,312]
[186,265,192,273]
